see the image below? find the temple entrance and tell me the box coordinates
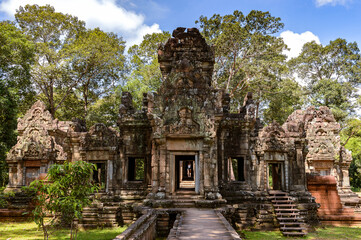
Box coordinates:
[268,163,283,190]
[175,155,195,191]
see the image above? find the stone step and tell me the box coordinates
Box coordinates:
[282,232,307,236]
[272,200,293,203]
[268,190,288,195]
[273,204,296,208]
[280,227,306,231]
[270,195,292,199]
[83,213,98,217]
[175,191,198,195]
[279,222,303,226]
[277,217,304,222]
[275,209,300,212]
[276,212,300,216]
[170,195,203,199]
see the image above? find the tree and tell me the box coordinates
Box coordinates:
[0,82,17,187]
[289,39,361,122]
[196,10,288,114]
[125,31,170,107]
[15,4,86,117]
[262,78,304,124]
[29,161,99,240]
[341,118,361,190]
[0,21,34,187]
[65,28,126,121]
[87,86,122,128]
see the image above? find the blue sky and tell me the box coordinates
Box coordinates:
[0,0,360,58]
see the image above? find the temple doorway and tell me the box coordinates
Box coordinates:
[175,155,195,191]
[268,163,283,190]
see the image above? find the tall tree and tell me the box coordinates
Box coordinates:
[15,4,86,117]
[125,31,170,107]
[0,21,35,113]
[196,10,288,114]
[65,28,126,120]
[0,21,34,187]
[289,39,361,122]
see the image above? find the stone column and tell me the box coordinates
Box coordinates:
[159,145,166,192]
[285,157,289,191]
[151,140,159,193]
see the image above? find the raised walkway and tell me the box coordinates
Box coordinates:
[177,208,240,240]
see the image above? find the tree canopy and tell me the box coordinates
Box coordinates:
[290,39,361,122]
[15,4,126,121]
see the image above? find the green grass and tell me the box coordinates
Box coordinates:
[0,221,127,240]
[241,226,361,240]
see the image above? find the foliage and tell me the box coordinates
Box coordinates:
[29,161,99,240]
[125,31,170,108]
[196,10,288,115]
[0,20,35,109]
[15,4,86,117]
[0,82,17,187]
[0,221,126,240]
[65,27,126,121]
[0,21,35,187]
[289,39,361,123]
[341,118,361,190]
[87,86,122,128]
[15,4,126,122]
[262,78,304,124]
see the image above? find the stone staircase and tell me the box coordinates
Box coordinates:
[78,193,121,228]
[171,191,202,208]
[269,190,307,237]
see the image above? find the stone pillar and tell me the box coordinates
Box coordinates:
[196,153,205,195]
[159,145,166,192]
[220,131,226,183]
[151,140,159,193]
[285,158,289,191]
[165,150,171,194]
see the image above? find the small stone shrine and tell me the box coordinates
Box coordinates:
[4,28,361,232]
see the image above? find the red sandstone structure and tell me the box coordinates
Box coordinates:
[3,27,361,236]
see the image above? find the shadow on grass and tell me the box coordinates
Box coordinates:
[241,226,361,240]
[0,221,126,240]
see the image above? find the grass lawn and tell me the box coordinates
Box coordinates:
[241,226,361,240]
[0,221,127,240]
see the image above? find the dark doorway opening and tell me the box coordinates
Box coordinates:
[269,163,282,190]
[128,157,145,181]
[93,162,106,189]
[175,155,195,191]
[229,157,245,181]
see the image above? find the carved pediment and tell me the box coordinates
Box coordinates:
[17,100,54,132]
[168,107,199,134]
[7,101,67,162]
[81,123,118,149]
[260,121,288,152]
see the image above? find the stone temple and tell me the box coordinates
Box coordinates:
[3,27,361,237]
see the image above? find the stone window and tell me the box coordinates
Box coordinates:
[229,157,245,181]
[128,157,145,181]
[93,162,107,187]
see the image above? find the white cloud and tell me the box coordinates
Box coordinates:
[280,30,321,60]
[315,0,352,7]
[0,0,161,47]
